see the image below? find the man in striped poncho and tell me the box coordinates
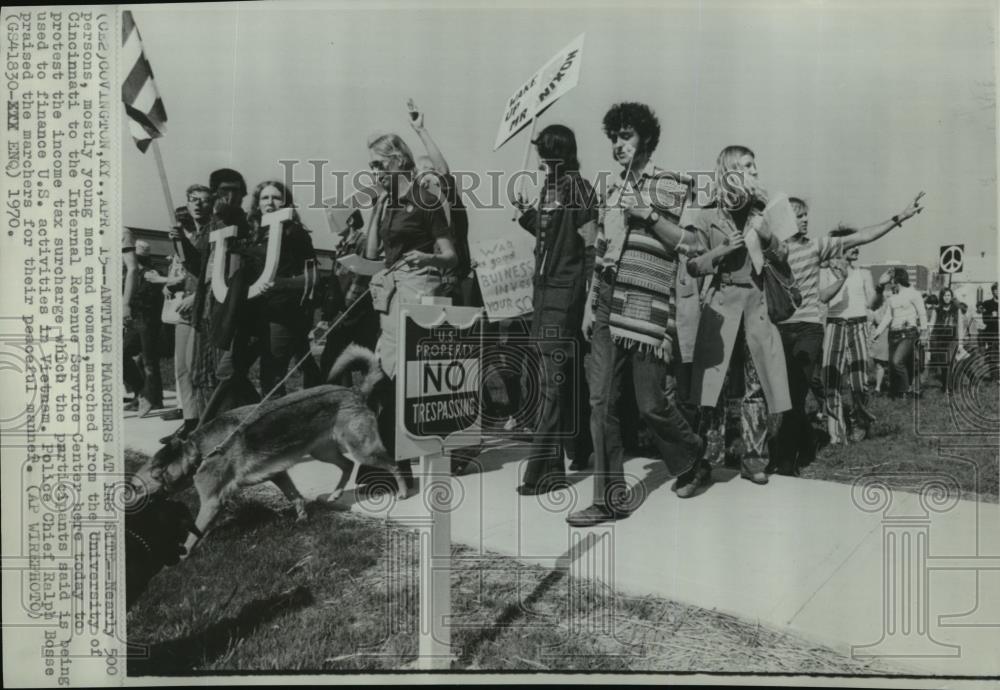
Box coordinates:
[566,102,705,527]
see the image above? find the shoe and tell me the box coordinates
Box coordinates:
[516,476,569,496]
[162,408,183,421]
[566,503,630,527]
[124,399,139,412]
[138,400,160,418]
[673,463,711,499]
[568,453,592,472]
[742,471,769,485]
[849,426,868,443]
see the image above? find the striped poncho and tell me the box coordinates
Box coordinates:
[596,166,688,363]
[605,210,678,362]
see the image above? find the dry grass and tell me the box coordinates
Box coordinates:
[125,457,897,675]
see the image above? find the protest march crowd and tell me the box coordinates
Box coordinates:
[122,100,1000,529]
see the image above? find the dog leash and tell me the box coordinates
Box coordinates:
[203,249,431,459]
[203,285,374,459]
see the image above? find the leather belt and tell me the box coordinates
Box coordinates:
[718,272,753,287]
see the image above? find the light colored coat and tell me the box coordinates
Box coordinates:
[684,205,791,413]
[675,251,702,363]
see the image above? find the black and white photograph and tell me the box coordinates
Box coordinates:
[2,0,999,685]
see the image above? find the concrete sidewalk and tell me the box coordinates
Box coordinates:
[125,411,1000,677]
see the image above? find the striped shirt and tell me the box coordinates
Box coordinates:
[782,234,844,324]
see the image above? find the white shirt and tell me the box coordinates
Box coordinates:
[822,265,873,319]
[878,285,928,331]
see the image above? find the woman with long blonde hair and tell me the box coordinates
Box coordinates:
[683,146,792,489]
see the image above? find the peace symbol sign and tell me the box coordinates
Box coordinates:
[939,245,964,274]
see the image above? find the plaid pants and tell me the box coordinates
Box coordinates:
[822,317,874,442]
[700,329,770,476]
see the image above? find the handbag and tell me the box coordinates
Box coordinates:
[760,256,802,323]
[161,291,189,325]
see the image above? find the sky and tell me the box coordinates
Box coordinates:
[122,0,999,276]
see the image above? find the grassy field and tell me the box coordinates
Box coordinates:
[125,474,896,675]
[801,386,998,502]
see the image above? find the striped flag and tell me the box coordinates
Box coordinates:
[121,11,167,153]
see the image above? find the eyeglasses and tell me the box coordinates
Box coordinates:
[187,196,212,205]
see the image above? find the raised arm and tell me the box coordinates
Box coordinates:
[408,99,450,174]
[842,192,925,251]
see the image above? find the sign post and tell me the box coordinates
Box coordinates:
[396,300,483,670]
[418,450,451,669]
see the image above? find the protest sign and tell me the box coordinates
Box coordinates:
[534,33,585,117]
[493,33,585,150]
[470,233,536,319]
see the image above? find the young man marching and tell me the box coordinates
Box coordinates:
[770,193,924,475]
[566,102,703,527]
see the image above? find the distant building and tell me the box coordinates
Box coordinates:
[861,251,997,308]
[860,263,930,291]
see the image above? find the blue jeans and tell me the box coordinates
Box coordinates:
[889,328,918,397]
[588,280,702,507]
[771,321,825,472]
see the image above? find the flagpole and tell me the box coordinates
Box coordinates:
[151,139,183,261]
[511,117,540,222]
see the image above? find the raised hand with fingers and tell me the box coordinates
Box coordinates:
[896,191,925,224]
[407,98,424,131]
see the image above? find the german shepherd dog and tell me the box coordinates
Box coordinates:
[130,345,406,553]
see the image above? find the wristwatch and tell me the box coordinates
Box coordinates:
[644,210,660,228]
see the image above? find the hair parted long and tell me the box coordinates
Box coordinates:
[714,145,755,210]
